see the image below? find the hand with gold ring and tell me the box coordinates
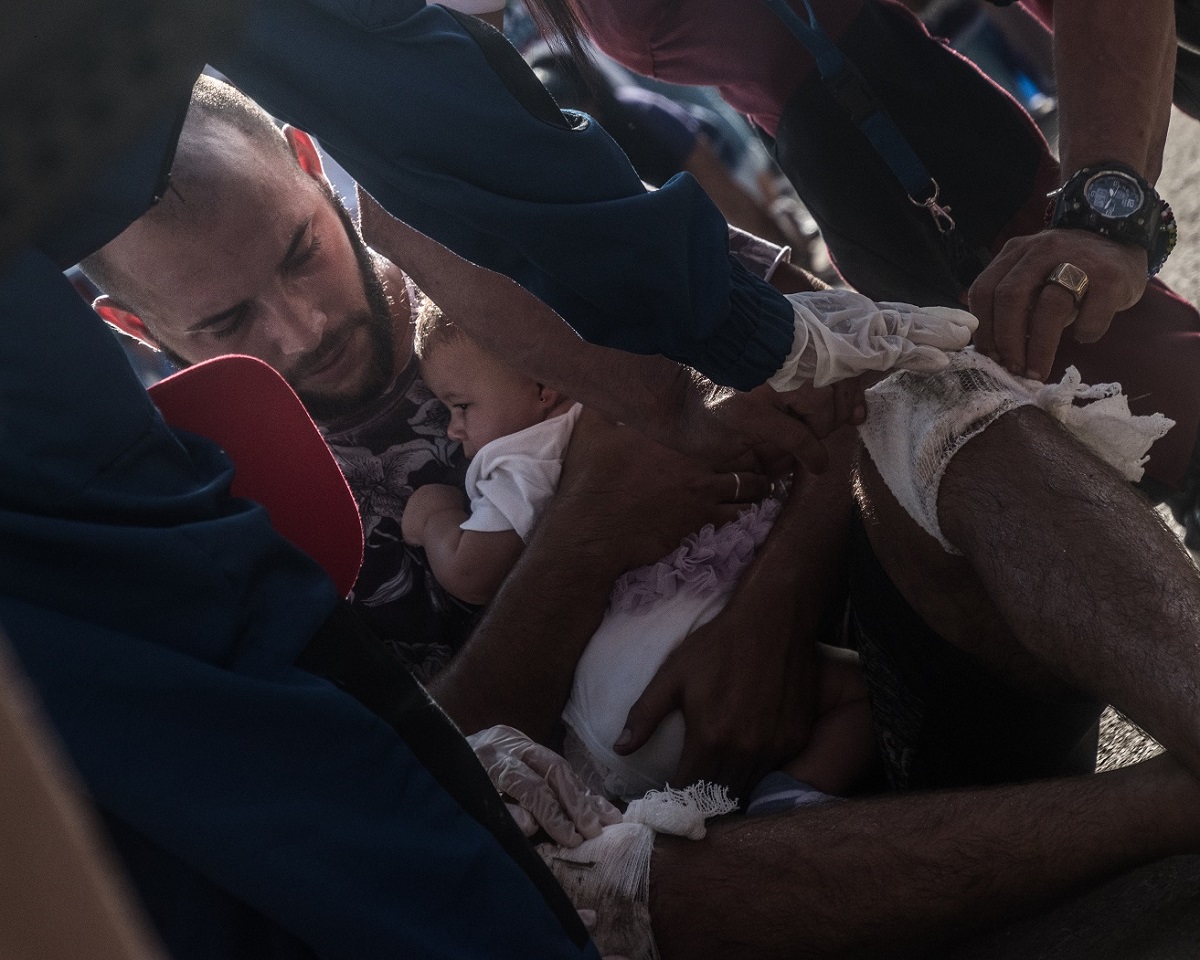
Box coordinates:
[1046,262,1090,306]
[969,227,1148,381]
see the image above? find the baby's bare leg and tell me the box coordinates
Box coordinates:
[781,647,875,794]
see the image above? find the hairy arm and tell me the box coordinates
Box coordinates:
[970,0,1176,379]
[1051,0,1174,181]
[653,753,1200,958]
[359,191,853,472]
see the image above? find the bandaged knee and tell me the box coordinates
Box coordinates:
[858,349,1175,554]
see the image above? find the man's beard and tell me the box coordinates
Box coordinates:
[289,185,395,423]
[151,186,396,423]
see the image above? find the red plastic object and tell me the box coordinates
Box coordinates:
[148,355,363,597]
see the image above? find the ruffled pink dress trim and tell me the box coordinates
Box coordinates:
[609,498,782,614]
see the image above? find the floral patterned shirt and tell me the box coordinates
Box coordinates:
[324,353,479,681]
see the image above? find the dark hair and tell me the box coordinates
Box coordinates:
[521,0,593,71]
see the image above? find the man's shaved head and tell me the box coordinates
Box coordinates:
[80,75,300,321]
[83,75,399,422]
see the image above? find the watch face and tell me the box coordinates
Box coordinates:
[1084,172,1145,219]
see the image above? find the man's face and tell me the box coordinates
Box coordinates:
[108,143,394,422]
[419,336,547,458]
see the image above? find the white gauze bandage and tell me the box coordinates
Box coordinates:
[537,783,736,960]
[858,349,1175,553]
[768,289,978,390]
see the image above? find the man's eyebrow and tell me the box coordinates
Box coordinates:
[186,220,311,334]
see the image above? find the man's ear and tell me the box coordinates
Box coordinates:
[283,125,327,183]
[93,296,158,349]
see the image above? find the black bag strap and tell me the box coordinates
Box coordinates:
[760,0,956,233]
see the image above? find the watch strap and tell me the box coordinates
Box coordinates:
[1048,162,1177,276]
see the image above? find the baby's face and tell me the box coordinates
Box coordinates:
[420,337,549,457]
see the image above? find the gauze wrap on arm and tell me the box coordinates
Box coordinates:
[858,349,1175,553]
[768,289,978,390]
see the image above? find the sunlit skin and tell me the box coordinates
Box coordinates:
[95,127,411,423]
[419,334,568,458]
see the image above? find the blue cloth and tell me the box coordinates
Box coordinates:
[212,0,794,390]
[0,247,596,959]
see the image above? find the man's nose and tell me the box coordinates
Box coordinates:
[270,287,329,359]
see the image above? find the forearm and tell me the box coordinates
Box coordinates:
[737,428,855,629]
[428,496,624,741]
[422,516,522,607]
[653,756,1200,958]
[357,193,700,432]
[1052,0,1175,181]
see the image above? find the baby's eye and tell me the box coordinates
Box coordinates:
[453,403,470,412]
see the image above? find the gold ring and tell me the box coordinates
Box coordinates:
[1045,262,1089,306]
[732,472,742,500]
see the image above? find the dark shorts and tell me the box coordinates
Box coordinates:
[847,514,1102,791]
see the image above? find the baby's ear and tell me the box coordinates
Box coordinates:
[537,384,564,408]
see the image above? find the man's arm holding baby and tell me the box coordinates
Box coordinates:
[402,484,524,606]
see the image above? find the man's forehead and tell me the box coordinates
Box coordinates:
[125,167,311,310]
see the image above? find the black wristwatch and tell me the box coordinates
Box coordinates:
[1047,162,1177,276]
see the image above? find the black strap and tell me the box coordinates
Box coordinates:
[759,0,956,232]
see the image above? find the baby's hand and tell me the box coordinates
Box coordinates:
[402,484,466,545]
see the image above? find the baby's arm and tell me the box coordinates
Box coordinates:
[402,484,525,605]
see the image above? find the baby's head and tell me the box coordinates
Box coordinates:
[415,299,568,457]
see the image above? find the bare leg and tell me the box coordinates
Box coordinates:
[782,650,875,795]
[650,754,1200,959]
[861,405,1200,778]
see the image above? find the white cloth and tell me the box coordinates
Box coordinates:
[461,404,583,541]
[858,349,1175,553]
[768,289,978,389]
[563,579,734,800]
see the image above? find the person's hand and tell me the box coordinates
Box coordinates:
[655,370,868,475]
[551,410,770,576]
[613,579,818,802]
[400,483,464,546]
[969,228,1147,381]
[767,289,978,390]
[467,725,622,847]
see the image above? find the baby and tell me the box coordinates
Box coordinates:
[403,301,874,805]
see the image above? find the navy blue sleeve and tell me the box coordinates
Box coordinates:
[213,0,793,389]
[0,248,596,960]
